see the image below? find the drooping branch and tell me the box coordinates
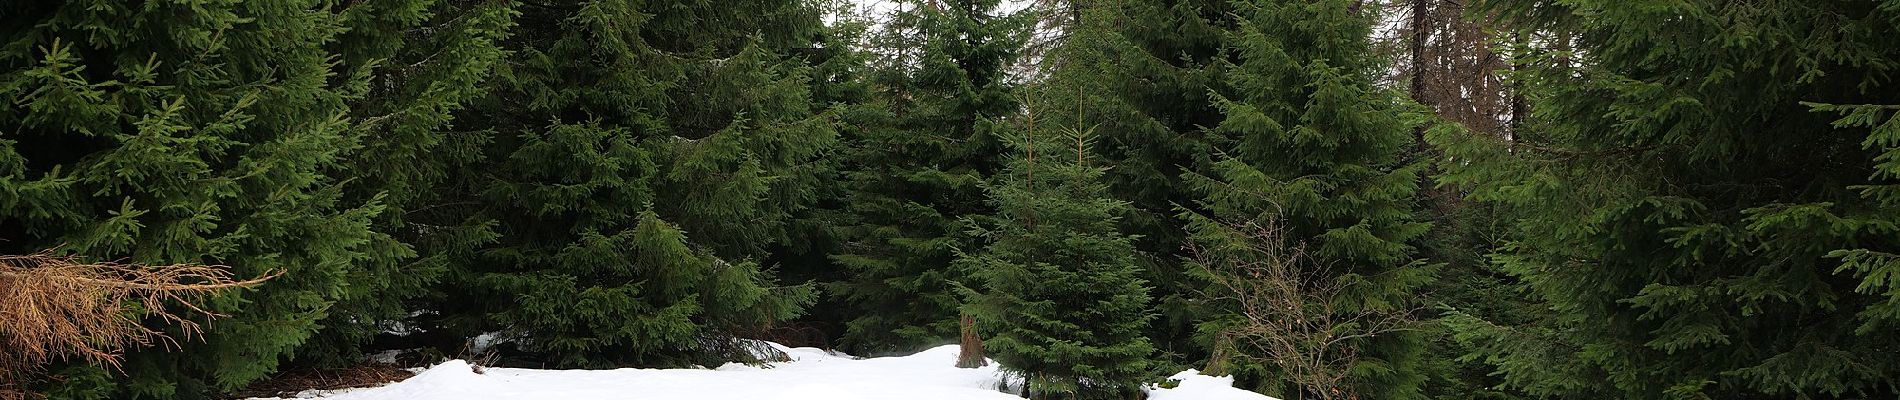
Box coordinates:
[0,250,276,392]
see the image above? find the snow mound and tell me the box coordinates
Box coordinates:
[1151,370,1282,400]
[252,343,1277,400]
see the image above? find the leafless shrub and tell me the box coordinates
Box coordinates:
[1188,221,1418,400]
[0,250,274,394]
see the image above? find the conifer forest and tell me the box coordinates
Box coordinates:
[3,0,1900,399]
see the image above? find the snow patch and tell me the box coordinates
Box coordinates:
[1150,369,1282,400]
[249,344,1276,400]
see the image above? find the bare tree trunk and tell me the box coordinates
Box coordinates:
[1409,0,1430,146]
[1507,31,1527,141]
[956,312,988,368]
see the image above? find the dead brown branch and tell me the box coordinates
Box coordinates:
[0,250,275,393]
[1188,220,1419,400]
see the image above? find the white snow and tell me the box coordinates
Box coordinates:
[252,343,1277,400]
[1150,370,1282,400]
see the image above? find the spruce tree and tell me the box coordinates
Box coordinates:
[827,0,1030,355]
[749,4,876,348]
[1182,0,1432,398]
[427,0,829,368]
[1436,0,1900,398]
[310,0,515,368]
[0,1,419,397]
[1024,0,1235,361]
[960,126,1156,399]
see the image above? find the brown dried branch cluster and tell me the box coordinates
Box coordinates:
[0,250,275,391]
[1190,221,1418,400]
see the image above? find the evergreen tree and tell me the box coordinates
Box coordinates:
[1436,0,1900,398]
[1024,0,1234,362]
[1182,0,1432,398]
[427,0,829,368]
[827,0,1031,355]
[960,126,1156,399]
[0,1,422,397]
[312,0,516,368]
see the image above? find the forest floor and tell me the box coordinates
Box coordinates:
[243,343,1274,400]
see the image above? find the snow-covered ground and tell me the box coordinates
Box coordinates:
[252,343,1277,400]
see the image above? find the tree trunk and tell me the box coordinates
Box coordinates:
[1409,0,1430,135]
[1203,333,1233,376]
[956,312,988,368]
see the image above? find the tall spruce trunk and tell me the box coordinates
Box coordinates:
[1410,0,1430,145]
